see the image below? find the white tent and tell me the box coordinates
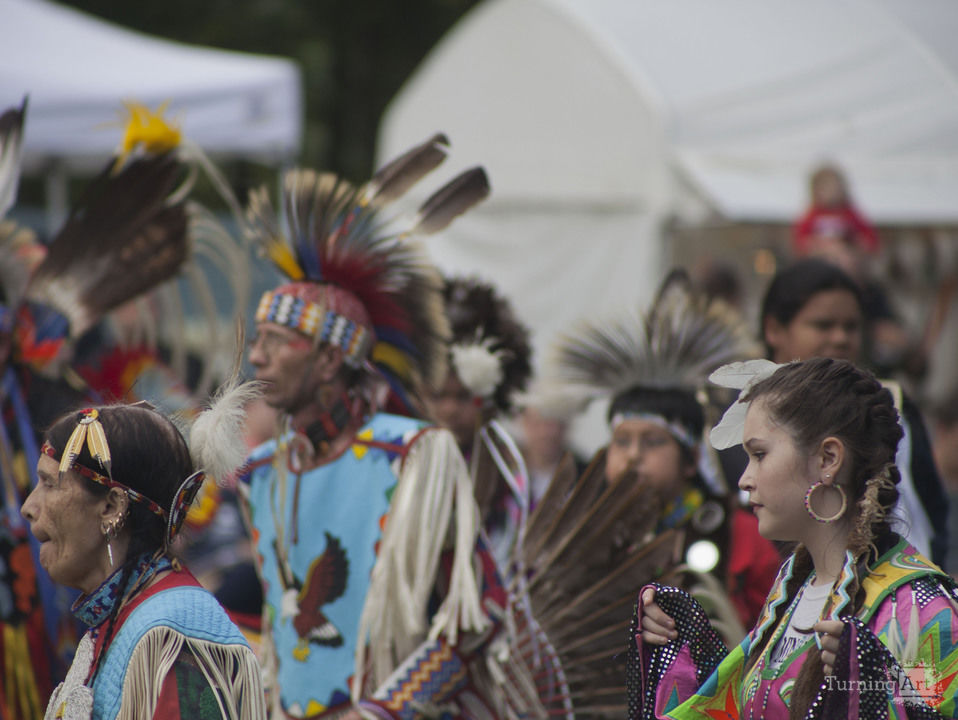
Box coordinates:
[378,0,958,400]
[1,0,302,171]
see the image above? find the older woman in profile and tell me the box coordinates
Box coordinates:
[22,385,266,720]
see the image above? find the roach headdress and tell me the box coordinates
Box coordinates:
[442,275,532,413]
[247,134,490,414]
[545,268,760,441]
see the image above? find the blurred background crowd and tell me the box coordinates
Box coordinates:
[3,0,958,714]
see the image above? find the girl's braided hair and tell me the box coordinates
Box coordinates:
[740,357,902,718]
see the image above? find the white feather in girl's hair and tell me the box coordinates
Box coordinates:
[707,359,781,390]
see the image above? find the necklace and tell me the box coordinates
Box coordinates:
[72,551,172,629]
[50,551,173,720]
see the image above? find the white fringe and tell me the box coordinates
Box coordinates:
[352,429,487,700]
[116,627,265,720]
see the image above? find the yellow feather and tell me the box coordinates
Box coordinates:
[86,421,112,474]
[267,242,304,281]
[371,344,414,381]
[59,425,87,477]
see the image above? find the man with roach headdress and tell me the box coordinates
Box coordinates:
[240,136,512,719]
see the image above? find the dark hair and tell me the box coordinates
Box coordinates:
[46,405,192,547]
[608,386,708,496]
[45,404,194,666]
[608,387,704,442]
[759,259,864,358]
[741,357,902,718]
[443,275,532,413]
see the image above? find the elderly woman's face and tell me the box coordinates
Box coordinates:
[22,454,110,594]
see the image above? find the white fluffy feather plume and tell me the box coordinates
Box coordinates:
[450,336,505,400]
[189,377,264,485]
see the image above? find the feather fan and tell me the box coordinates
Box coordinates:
[26,153,189,337]
[501,454,685,719]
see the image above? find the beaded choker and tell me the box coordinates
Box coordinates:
[302,393,356,455]
[72,551,173,629]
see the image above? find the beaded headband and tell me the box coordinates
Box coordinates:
[255,289,373,367]
[42,407,208,544]
[41,439,166,521]
[609,411,698,449]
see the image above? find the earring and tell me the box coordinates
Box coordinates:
[104,526,114,568]
[103,516,124,568]
[805,480,847,523]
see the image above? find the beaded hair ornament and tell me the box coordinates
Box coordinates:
[46,377,260,546]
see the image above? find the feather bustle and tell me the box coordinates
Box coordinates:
[26,154,189,336]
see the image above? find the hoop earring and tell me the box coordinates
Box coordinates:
[805,480,847,523]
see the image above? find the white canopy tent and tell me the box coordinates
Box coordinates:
[378,0,958,402]
[1,0,302,225]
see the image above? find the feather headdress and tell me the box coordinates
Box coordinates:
[0,98,30,336]
[546,269,760,408]
[0,97,26,221]
[26,151,189,338]
[246,135,491,413]
[442,275,532,412]
[7,101,249,394]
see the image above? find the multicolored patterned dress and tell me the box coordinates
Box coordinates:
[629,536,958,719]
[243,413,506,720]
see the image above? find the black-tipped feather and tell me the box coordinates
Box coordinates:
[27,153,189,336]
[413,166,490,235]
[365,133,449,204]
